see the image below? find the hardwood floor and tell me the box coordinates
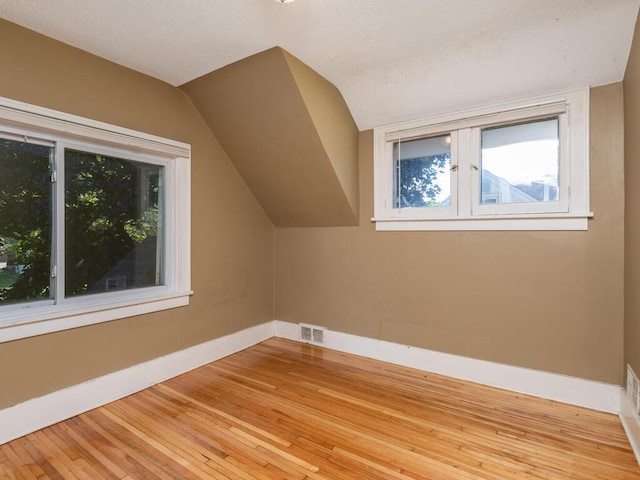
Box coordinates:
[1,337,639,479]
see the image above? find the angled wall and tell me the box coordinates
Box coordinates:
[181,47,359,227]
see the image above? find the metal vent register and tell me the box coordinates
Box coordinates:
[299,324,325,345]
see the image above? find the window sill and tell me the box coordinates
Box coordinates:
[372,213,594,231]
[0,290,193,343]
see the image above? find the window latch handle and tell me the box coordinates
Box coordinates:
[450,165,458,172]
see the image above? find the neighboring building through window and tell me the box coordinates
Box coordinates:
[373,89,591,231]
[0,97,191,343]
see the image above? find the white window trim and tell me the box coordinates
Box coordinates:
[373,88,592,231]
[0,96,192,343]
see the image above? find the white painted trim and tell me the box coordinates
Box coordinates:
[0,95,190,157]
[372,88,590,231]
[273,320,620,413]
[381,96,571,137]
[0,95,192,343]
[620,388,640,467]
[0,321,274,445]
[0,292,192,343]
[373,215,591,231]
[0,320,624,449]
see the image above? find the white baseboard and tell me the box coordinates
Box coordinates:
[0,319,624,448]
[273,320,620,414]
[620,388,640,467]
[0,321,274,446]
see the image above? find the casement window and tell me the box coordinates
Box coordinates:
[0,97,191,342]
[373,89,591,231]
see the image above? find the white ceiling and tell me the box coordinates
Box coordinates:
[0,0,638,130]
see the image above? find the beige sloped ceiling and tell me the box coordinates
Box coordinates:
[181,47,359,227]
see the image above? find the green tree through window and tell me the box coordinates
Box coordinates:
[65,150,162,297]
[0,139,52,304]
[0,139,163,305]
[392,134,452,209]
[394,153,451,208]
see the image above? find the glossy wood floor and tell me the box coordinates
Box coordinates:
[2,338,640,479]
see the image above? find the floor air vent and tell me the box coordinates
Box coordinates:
[299,323,325,345]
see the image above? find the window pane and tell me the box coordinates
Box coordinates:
[481,118,559,205]
[0,138,53,305]
[65,150,163,297]
[393,134,451,208]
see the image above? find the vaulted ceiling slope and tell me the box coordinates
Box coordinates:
[0,1,637,130]
[1,1,638,227]
[182,47,359,227]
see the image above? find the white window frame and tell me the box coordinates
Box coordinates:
[0,96,191,343]
[373,89,592,231]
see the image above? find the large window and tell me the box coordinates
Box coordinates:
[0,97,191,342]
[373,89,590,231]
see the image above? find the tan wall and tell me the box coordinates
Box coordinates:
[0,20,275,409]
[182,47,358,227]
[625,17,640,378]
[276,84,625,384]
[283,50,360,218]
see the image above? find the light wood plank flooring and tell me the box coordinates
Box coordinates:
[1,337,639,479]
